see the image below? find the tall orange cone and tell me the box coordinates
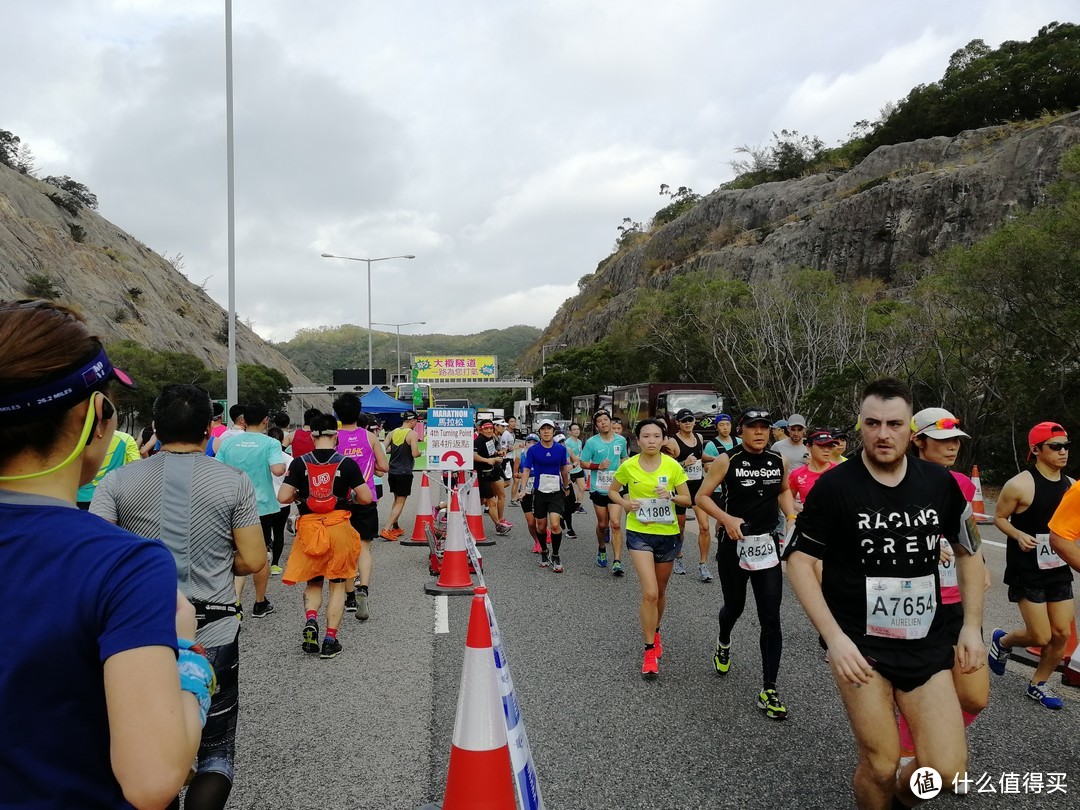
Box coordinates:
[425,491,474,595]
[419,587,515,810]
[402,473,435,546]
[970,465,993,524]
[466,474,496,546]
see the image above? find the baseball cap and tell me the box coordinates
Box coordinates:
[675,408,696,421]
[913,407,969,440]
[554,433,566,442]
[525,433,540,442]
[537,418,556,429]
[787,414,807,428]
[402,410,418,420]
[1029,421,1067,454]
[739,407,772,426]
[495,418,508,426]
[807,428,839,445]
[770,418,788,429]
[715,413,732,424]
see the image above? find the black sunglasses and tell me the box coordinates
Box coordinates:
[1043,442,1072,452]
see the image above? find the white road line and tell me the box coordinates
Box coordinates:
[982,539,1006,548]
[434,594,449,634]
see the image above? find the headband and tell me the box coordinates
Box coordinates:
[0,347,136,425]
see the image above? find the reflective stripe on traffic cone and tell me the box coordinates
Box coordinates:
[970,465,993,524]
[402,473,435,546]
[467,475,496,547]
[425,492,474,595]
[441,587,516,810]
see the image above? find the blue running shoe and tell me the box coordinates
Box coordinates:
[597,548,608,567]
[1027,681,1064,710]
[988,628,1010,676]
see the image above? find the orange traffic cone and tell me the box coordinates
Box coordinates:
[425,491,475,596]
[466,475,496,547]
[420,586,516,810]
[1024,618,1079,666]
[970,465,993,524]
[402,473,435,546]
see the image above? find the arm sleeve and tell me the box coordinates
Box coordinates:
[1048,480,1080,541]
[97,537,179,662]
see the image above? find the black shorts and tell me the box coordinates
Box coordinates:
[570,470,585,481]
[521,493,534,514]
[675,479,703,515]
[349,503,379,541]
[940,601,965,645]
[479,475,497,499]
[533,491,565,518]
[375,484,383,500]
[858,641,955,693]
[625,529,681,563]
[1007,581,1074,604]
[590,491,613,508]
[388,473,414,497]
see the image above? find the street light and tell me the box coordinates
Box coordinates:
[542,342,568,376]
[320,253,416,389]
[371,320,426,384]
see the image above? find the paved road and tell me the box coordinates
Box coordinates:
[225,482,1078,809]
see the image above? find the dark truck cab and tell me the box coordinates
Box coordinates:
[611,383,723,451]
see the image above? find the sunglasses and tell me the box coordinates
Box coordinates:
[1043,442,1071,452]
[923,417,960,431]
[742,410,770,422]
[678,417,696,423]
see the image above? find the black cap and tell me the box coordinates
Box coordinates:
[402,410,418,420]
[675,408,696,421]
[739,407,772,426]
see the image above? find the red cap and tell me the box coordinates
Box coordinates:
[1028,421,1067,459]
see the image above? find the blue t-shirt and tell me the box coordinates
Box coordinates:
[0,490,178,809]
[579,434,628,492]
[521,442,569,490]
[216,431,282,516]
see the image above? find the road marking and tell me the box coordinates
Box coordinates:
[434,595,449,634]
[982,539,1006,548]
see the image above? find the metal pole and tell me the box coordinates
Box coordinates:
[366,258,373,391]
[395,324,402,384]
[224,0,238,408]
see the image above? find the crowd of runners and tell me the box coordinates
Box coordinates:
[2,299,1078,809]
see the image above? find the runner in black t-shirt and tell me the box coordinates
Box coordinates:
[665,408,712,581]
[696,407,795,721]
[473,419,511,535]
[784,379,985,808]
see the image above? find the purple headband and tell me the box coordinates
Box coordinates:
[0,346,136,425]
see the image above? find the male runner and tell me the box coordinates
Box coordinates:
[216,401,286,618]
[696,407,795,721]
[988,421,1074,710]
[772,413,809,470]
[380,410,420,540]
[666,408,712,581]
[580,410,628,575]
[785,379,985,808]
[212,404,246,455]
[496,418,516,515]
[520,420,571,572]
[473,419,511,535]
[91,384,266,810]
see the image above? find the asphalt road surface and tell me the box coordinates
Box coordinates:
[224,480,1078,810]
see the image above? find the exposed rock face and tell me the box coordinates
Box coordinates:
[533,112,1080,360]
[0,163,314,384]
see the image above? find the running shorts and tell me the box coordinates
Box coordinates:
[625,529,681,563]
[1008,581,1074,604]
[857,642,955,693]
[388,473,414,497]
[532,491,565,518]
[349,503,379,541]
[675,479,703,515]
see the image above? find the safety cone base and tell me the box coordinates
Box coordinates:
[424,580,476,596]
[400,535,429,547]
[474,537,496,547]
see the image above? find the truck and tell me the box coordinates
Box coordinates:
[512,400,562,435]
[570,393,613,436]
[610,383,723,451]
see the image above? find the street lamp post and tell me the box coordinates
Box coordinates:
[542,342,568,376]
[320,253,416,389]
[371,320,426,384]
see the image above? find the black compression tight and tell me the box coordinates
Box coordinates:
[715,540,783,688]
[550,530,563,557]
[262,508,289,566]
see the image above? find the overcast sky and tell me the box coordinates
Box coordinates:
[2,1,1074,341]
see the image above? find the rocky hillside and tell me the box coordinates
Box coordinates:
[0,163,314,384]
[531,112,1080,364]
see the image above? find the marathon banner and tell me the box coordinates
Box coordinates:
[413,355,497,380]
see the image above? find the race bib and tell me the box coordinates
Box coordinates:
[538,474,562,494]
[938,538,958,588]
[685,461,703,481]
[1036,533,1067,570]
[637,498,674,525]
[737,533,779,571]
[596,470,614,490]
[865,575,937,640]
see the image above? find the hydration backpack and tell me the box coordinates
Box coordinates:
[302,452,345,513]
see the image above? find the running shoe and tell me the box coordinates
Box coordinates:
[1027,681,1064,710]
[565,529,577,539]
[532,540,542,553]
[756,688,788,720]
[495,523,512,536]
[499,520,514,529]
[673,557,687,575]
[654,631,663,660]
[302,619,320,654]
[988,628,1011,676]
[320,636,343,659]
[611,560,624,577]
[251,599,274,618]
[355,592,369,621]
[286,517,296,534]
[270,564,283,576]
[510,499,521,508]
[576,505,586,514]
[344,592,357,613]
[597,548,608,567]
[379,529,399,541]
[390,526,405,538]
[699,563,713,582]
[641,647,659,680]
[539,553,550,568]
[551,556,564,573]
[713,638,731,675]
